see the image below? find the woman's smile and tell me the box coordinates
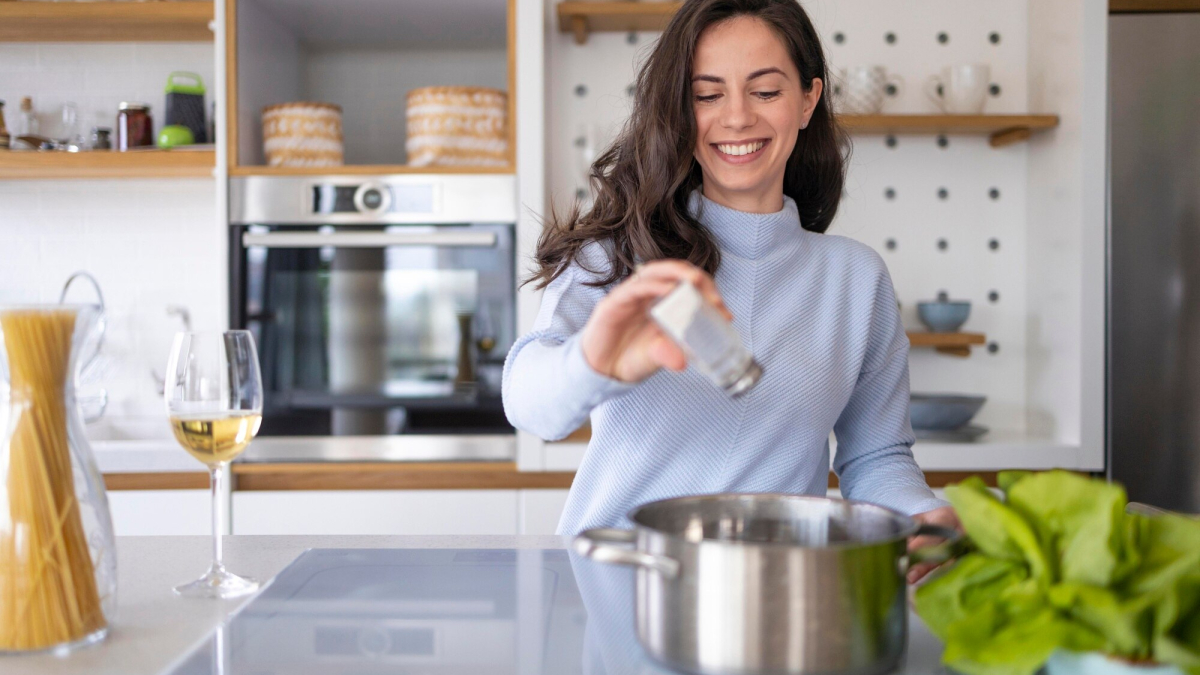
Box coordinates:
[711,138,771,164]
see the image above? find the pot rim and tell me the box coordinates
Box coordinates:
[625,493,920,550]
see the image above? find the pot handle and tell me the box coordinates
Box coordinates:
[907,523,966,568]
[573,528,681,579]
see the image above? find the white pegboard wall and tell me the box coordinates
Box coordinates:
[548,0,1032,437]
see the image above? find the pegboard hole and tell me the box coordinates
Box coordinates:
[885,32,896,44]
[574,84,588,98]
[575,188,587,201]
[626,31,638,45]
[989,83,1002,97]
[833,31,845,44]
[988,290,1000,303]
[937,187,949,200]
[937,238,949,251]
[987,342,1000,355]
[573,136,586,148]
[885,135,897,148]
[989,31,1001,44]
[988,238,1001,251]
[625,84,636,98]
[989,187,1001,200]
[936,290,949,302]
[936,135,949,148]
[937,31,949,44]
[885,238,897,251]
[884,83,898,97]
[884,187,896,200]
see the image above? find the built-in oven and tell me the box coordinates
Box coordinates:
[229,175,517,439]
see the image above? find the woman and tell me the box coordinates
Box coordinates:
[504,0,955,580]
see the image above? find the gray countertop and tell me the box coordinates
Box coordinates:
[10,535,950,675]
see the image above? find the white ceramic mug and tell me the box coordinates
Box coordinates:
[924,65,990,114]
[832,66,904,115]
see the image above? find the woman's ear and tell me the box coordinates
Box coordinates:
[800,77,823,129]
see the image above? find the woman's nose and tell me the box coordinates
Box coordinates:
[720,94,756,130]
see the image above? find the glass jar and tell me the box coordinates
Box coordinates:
[0,305,116,654]
[650,281,763,397]
[90,127,112,151]
[116,102,152,150]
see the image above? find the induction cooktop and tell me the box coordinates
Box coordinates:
[164,547,667,675]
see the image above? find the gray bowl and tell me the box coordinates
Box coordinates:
[910,394,986,431]
[917,301,971,333]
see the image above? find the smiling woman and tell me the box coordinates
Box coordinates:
[504,0,956,561]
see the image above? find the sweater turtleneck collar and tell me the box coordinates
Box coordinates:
[687,189,803,260]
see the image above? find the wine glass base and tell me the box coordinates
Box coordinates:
[174,567,260,599]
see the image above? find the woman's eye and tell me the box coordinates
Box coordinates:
[755,90,782,101]
[695,93,721,103]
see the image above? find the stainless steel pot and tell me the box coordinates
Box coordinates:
[574,494,960,675]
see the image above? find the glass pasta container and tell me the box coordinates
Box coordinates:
[0,305,116,654]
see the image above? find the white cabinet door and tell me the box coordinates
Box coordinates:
[107,490,211,536]
[518,489,570,535]
[232,490,520,535]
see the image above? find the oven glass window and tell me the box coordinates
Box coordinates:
[238,223,515,435]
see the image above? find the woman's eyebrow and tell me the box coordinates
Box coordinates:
[691,67,788,84]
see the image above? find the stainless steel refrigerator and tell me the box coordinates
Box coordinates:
[1108,10,1200,512]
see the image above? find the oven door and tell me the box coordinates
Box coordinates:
[232,223,515,436]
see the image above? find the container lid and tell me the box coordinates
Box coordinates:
[118,102,150,111]
[164,71,205,96]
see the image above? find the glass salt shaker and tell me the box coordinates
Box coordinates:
[650,280,762,396]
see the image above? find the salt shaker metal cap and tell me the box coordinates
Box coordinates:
[650,280,762,396]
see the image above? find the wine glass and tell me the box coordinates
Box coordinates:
[163,331,263,599]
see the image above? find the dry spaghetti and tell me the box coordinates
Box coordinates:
[0,308,105,651]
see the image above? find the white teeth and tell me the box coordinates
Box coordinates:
[716,141,765,156]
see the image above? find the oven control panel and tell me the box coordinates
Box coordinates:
[312,182,435,215]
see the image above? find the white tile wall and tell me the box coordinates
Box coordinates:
[0,44,221,443]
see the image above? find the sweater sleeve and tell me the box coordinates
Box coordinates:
[502,251,634,441]
[832,261,948,516]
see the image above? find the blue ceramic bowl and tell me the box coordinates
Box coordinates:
[917,301,971,333]
[909,393,986,431]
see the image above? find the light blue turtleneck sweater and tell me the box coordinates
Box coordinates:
[503,192,947,535]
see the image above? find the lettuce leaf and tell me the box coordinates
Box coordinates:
[1006,470,1135,587]
[945,476,1051,581]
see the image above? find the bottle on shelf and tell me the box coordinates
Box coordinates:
[0,100,9,150]
[16,96,39,137]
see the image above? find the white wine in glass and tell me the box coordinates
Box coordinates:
[164,331,263,599]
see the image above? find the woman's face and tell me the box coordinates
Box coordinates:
[691,16,823,213]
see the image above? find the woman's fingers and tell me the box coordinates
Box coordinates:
[648,333,687,371]
[634,260,731,319]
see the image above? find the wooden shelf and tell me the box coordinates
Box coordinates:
[229,164,515,177]
[0,1,214,42]
[907,331,986,357]
[0,149,216,179]
[840,114,1059,147]
[1110,0,1200,13]
[557,1,681,44]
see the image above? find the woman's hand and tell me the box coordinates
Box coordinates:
[580,260,730,383]
[907,506,961,584]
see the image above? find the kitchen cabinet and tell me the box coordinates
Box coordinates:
[518,488,570,535]
[224,0,516,172]
[231,490,521,535]
[107,490,211,536]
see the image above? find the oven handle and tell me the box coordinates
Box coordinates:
[241,231,498,248]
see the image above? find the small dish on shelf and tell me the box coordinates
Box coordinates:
[914,424,989,442]
[917,300,971,333]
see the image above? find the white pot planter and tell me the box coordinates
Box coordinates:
[1044,651,1185,675]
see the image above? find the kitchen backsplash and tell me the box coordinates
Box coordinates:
[1,43,220,442]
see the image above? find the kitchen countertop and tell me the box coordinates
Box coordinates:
[11,535,950,675]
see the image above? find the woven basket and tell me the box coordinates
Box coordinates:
[262,102,343,167]
[405,87,508,168]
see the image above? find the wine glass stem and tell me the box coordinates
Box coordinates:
[211,462,225,572]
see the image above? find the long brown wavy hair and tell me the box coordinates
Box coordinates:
[528,0,848,289]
